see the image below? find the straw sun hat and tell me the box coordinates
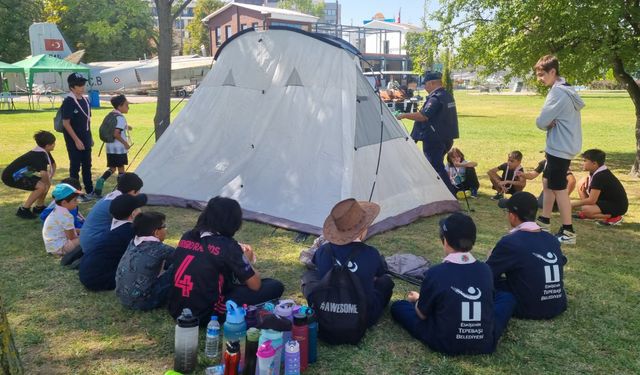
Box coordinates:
[322,198,380,245]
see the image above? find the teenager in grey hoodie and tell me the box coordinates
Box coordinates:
[534,55,585,245]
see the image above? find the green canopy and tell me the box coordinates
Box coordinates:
[0,61,24,73]
[12,54,90,93]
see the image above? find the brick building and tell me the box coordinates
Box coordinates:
[202,2,319,56]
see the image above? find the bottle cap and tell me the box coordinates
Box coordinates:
[225,300,246,324]
[274,300,295,317]
[284,340,300,354]
[293,312,307,325]
[256,340,276,358]
[225,340,240,354]
[210,315,218,321]
[177,308,199,328]
[247,327,261,342]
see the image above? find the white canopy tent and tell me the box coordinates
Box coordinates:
[135,27,458,236]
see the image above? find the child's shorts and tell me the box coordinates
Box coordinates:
[107,153,129,168]
[2,175,41,191]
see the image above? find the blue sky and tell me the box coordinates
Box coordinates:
[339,0,437,27]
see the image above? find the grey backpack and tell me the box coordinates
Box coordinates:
[53,106,64,132]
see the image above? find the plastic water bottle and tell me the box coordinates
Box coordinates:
[275,300,295,362]
[291,313,308,371]
[258,329,283,375]
[284,340,300,375]
[205,315,221,361]
[256,340,277,375]
[174,308,199,374]
[224,301,247,372]
[243,327,260,375]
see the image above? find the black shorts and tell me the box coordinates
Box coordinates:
[542,153,571,190]
[106,153,128,168]
[596,200,628,217]
[2,175,41,191]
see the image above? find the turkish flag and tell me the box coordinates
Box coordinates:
[44,39,64,51]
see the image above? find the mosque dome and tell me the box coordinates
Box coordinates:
[373,12,385,20]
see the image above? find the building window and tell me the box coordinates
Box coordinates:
[252,22,259,29]
[383,40,390,54]
[241,23,247,30]
[271,22,303,29]
[225,25,232,40]
[326,9,335,16]
[215,27,222,47]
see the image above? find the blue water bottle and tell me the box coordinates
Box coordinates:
[224,301,247,372]
[257,329,283,375]
[284,340,300,375]
[307,310,318,364]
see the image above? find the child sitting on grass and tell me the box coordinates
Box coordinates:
[94,94,133,197]
[79,194,147,291]
[115,211,174,311]
[40,177,85,229]
[1,131,57,219]
[487,151,526,200]
[445,147,479,198]
[42,183,82,256]
[390,213,516,355]
[572,149,628,226]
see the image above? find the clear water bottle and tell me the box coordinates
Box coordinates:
[205,315,221,361]
[174,308,199,374]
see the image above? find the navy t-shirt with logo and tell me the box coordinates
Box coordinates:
[61,95,92,149]
[313,242,386,325]
[167,230,255,323]
[487,230,567,319]
[416,261,495,355]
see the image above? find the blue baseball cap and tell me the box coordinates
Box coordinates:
[52,183,82,200]
[423,71,442,83]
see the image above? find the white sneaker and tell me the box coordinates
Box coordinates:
[557,229,576,245]
[536,219,551,232]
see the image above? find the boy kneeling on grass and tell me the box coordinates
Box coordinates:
[572,149,628,226]
[390,213,516,355]
[2,131,56,219]
[115,212,174,311]
[42,183,82,256]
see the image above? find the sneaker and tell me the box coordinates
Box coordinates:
[491,193,503,200]
[557,229,576,245]
[536,218,551,232]
[16,206,37,219]
[32,205,46,214]
[597,216,623,226]
[77,194,95,203]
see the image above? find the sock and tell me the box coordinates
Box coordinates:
[537,216,550,224]
[562,224,574,233]
[100,169,113,181]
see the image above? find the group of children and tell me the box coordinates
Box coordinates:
[445,146,628,232]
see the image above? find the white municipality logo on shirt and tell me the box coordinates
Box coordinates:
[335,258,358,273]
[451,286,482,322]
[533,252,560,283]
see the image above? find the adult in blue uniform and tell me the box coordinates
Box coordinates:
[397,71,459,194]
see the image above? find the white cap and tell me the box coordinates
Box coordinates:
[285,340,299,354]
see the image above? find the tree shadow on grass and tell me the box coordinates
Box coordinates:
[602,151,638,174]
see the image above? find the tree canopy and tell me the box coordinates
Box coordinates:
[278,0,324,18]
[0,0,42,62]
[183,0,224,55]
[42,0,156,62]
[434,0,640,174]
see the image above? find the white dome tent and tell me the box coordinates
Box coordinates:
[135,27,458,237]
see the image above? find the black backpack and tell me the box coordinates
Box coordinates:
[308,246,368,345]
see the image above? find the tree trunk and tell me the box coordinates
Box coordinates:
[611,56,640,177]
[154,0,174,140]
[1,296,23,375]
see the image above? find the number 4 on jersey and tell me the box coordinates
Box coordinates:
[174,255,195,297]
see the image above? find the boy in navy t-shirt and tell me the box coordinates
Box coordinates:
[491,192,567,319]
[302,198,395,327]
[391,213,516,355]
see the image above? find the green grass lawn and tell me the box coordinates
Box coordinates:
[1,91,639,374]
